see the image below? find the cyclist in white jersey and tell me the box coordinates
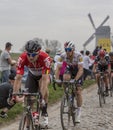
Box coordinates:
[55,41,83,123]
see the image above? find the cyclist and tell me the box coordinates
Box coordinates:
[0,73,24,118]
[92,49,110,96]
[55,41,83,123]
[109,52,113,84]
[13,40,51,129]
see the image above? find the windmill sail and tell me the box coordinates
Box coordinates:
[88,13,96,30]
[83,33,95,47]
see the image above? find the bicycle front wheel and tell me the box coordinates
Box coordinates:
[60,94,75,130]
[110,77,113,97]
[98,79,106,107]
[19,113,34,130]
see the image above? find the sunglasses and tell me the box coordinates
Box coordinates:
[27,52,38,57]
[65,48,72,52]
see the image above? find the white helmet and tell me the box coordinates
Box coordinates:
[64,41,75,49]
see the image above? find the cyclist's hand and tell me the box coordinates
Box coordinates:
[7,97,16,106]
[70,79,77,84]
[16,96,25,103]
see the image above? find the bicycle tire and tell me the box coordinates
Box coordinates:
[98,79,106,107]
[35,101,41,130]
[71,95,77,126]
[18,113,34,130]
[60,94,76,130]
[110,77,113,97]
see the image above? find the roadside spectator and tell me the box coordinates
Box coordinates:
[0,73,24,118]
[92,46,100,57]
[83,50,94,80]
[54,49,62,72]
[0,42,16,83]
[10,62,17,76]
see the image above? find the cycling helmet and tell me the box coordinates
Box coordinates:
[109,52,113,57]
[98,50,106,57]
[64,41,75,49]
[25,40,41,53]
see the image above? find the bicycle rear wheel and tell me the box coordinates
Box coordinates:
[19,113,34,130]
[60,94,75,130]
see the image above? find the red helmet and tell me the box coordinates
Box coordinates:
[98,50,106,57]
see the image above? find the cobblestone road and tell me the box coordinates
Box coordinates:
[1,84,113,130]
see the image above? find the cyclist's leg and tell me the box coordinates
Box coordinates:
[39,74,50,127]
[95,73,100,94]
[75,79,83,123]
[55,63,62,80]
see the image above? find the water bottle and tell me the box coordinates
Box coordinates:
[32,112,39,125]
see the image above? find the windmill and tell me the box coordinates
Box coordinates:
[83,13,111,52]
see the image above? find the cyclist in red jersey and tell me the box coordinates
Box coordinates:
[13,40,51,129]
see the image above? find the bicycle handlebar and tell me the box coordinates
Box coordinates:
[12,92,40,96]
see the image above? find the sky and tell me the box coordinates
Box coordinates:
[0,0,113,53]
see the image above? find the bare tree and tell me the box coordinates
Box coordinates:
[19,38,62,55]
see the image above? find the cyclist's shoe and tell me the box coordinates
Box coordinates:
[41,114,48,128]
[105,90,109,96]
[0,113,8,118]
[75,114,80,123]
[75,110,81,123]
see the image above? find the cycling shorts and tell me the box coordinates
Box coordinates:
[64,65,83,86]
[25,72,42,93]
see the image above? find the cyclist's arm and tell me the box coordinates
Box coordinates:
[13,74,23,92]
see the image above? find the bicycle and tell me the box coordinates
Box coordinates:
[13,92,41,130]
[109,70,113,97]
[60,80,78,130]
[97,71,106,107]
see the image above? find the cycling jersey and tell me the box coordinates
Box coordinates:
[60,51,83,65]
[94,56,110,72]
[16,51,51,76]
[60,51,83,79]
